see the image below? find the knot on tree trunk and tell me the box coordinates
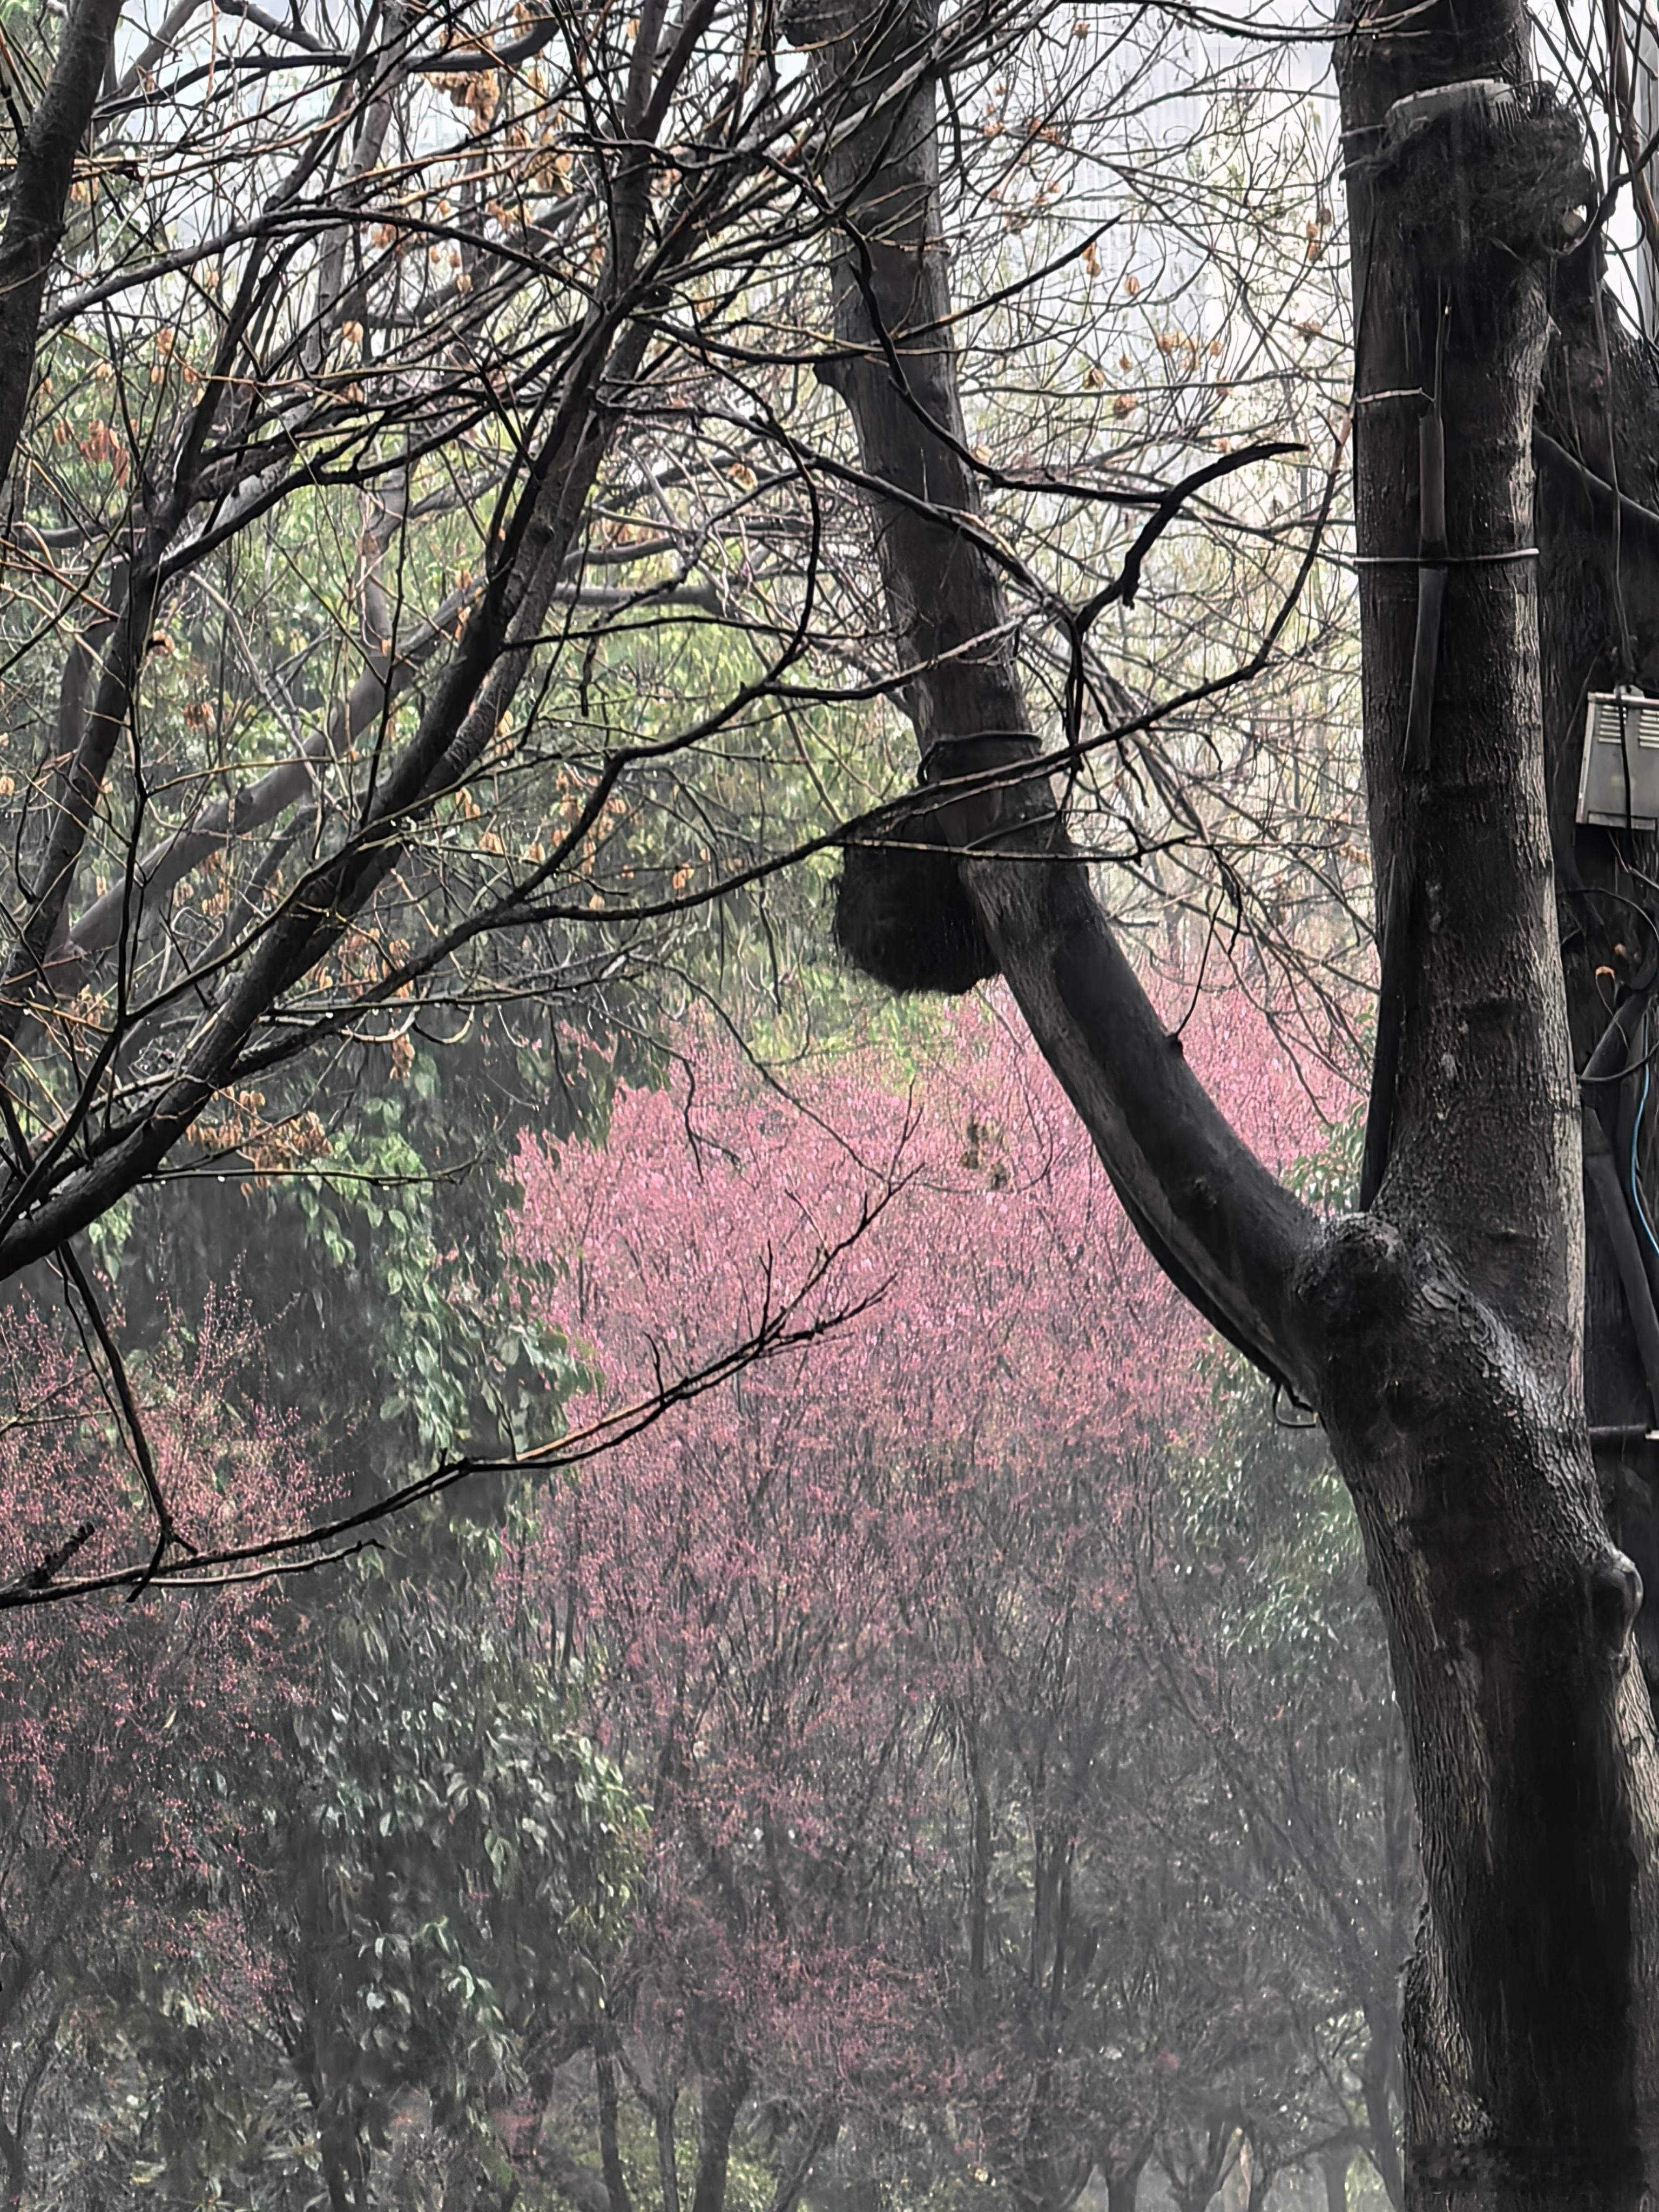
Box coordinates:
[1586,1547,1645,1654]
[781,0,930,55]
[1296,1212,1415,1345]
[1294,1215,1470,1438]
[1369,81,1593,268]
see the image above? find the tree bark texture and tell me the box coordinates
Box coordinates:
[1100,2141,1150,2212]
[0,0,126,501]
[1534,162,1659,1702]
[795,0,1659,2203]
[1334,5,1659,2200]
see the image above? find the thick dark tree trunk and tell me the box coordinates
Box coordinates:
[794,0,1659,2206]
[1333,7,1659,2201]
[1532,116,1659,1706]
[1245,2152,1278,2212]
[596,2024,636,2212]
[1102,2152,1148,2212]
[0,0,125,500]
[0,2115,25,2212]
[689,2057,750,2212]
[653,2089,683,2212]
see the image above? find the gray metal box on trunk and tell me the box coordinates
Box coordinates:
[1577,692,1659,831]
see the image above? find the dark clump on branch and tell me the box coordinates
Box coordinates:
[1375,79,1593,267]
[833,801,999,995]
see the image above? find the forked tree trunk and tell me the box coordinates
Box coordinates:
[1246,2159,1277,2212]
[792,0,1659,2203]
[1160,2120,1241,2212]
[1101,2141,1150,2212]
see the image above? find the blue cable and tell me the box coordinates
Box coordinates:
[1631,1009,1659,1265]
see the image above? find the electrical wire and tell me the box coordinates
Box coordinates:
[1630,1006,1659,1264]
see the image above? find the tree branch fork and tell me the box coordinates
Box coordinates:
[801,0,1659,2188]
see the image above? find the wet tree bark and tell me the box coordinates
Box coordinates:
[792,0,1659,2203]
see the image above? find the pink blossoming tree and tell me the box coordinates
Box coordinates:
[508,1005,1367,2212]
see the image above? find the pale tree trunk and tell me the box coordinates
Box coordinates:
[791,0,1659,2204]
[1360,2017,1406,2210]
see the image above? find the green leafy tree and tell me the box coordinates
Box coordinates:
[210,1518,642,2212]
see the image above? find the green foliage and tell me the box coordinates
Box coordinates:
[256,1537,640,2134]
[1177,1116,1374,1684]
[96,1015,635,1503]
[95,1520,644,2210]
[1180,1368,1363,1683]
[1284,1109,1365,1219]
